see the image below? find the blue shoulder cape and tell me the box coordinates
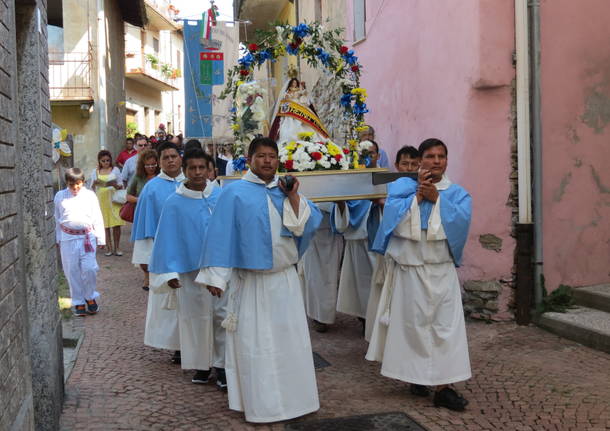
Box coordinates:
[148,187,221,274]
[131,177,182,241]
[372,177,471,266]
[201,179,322,270]
[330,199,381,250]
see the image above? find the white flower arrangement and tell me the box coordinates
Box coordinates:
[279,133,351,172]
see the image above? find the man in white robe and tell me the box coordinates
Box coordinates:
[366,138,472,411]
[149,149,223,384]
[299,202,343,332]
[364,145,420,340]
[197,137,322,423]
[332,199,380,326]
[54,168,105,316]
[131,142,185,362]
[332,141,382,333]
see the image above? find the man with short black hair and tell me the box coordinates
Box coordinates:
[54,168,106,316]
[366,138,472,411]
[395,145,420,173]
[197,137,322,423]
[148,148,224,385]
[131,142,185,362]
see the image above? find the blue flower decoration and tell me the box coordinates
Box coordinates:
[353,102,369,115]
[316,48,331,66]
[292,23,311,39]
[340,93,353,107]
[232,156,247,172]
[229,106,237,113]
[342,49,358,65]
[238,52,254,68]
[256,49,273,65]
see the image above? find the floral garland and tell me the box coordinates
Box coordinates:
[220,21,369,159]
[230,81,267,157]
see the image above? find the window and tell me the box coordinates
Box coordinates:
[176,50,181,69]
[353,0,366,42]
[153,37,159,55]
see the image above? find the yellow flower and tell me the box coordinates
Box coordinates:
[327,143,341,156]
[285,141,297,151]
[297,132,314,140]
[355,125,369,133]
[231,123,240,131]
[351,87,367,102]
[347,139,358,150]
[335,59,345,73]
[236,80,245,86]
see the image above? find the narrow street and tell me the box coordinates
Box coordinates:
[59,227,610,431]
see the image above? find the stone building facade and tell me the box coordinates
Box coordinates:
[1,1,63,430]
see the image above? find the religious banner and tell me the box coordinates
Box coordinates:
[183,20,213,138]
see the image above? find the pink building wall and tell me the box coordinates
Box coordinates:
[346,0,517,313]
[540,0,610,291]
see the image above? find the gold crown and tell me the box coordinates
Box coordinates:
[287,65,299,79]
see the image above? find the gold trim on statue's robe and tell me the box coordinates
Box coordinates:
[277,99,330,138]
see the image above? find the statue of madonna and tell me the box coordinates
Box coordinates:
[269,77,330,145]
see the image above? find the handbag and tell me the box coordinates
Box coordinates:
[119,202,135,223]
[112,189,127,205]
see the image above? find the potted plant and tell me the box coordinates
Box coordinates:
[145,53,159,70]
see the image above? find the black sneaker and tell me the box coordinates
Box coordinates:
[313,320,328,333]
[410,384,431,397]
[74,305,87,317]
[85,299,99,314]
[171,350,181,364]
[192,369,211,384]
[215,368,227,389]
[433,387,469,411]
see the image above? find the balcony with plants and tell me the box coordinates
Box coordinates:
[125,50,181,91]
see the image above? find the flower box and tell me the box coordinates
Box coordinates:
[219,168,389,202]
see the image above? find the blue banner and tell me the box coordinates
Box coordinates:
[183,20,212,138]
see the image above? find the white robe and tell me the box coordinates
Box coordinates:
[299,203,343,324]
[149,184,217,370]
[334,203,378,318]
[197,175,319,423]
[135,171,184,351]
[150,270,214,370]
[366,196,471,386]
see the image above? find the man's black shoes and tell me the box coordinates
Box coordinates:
[433,387,469,411]
[171,350,181,364]
[410,384,431,397]
[191,369,211,384]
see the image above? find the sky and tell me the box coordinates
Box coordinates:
[170,0,234,22]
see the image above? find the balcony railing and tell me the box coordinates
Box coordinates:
[49,51,93,102]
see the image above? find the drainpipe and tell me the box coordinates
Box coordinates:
[96,0,107,150]
[514,0,534,324]
[529,0,544,307]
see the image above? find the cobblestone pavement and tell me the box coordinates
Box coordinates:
[60,229,610,430]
